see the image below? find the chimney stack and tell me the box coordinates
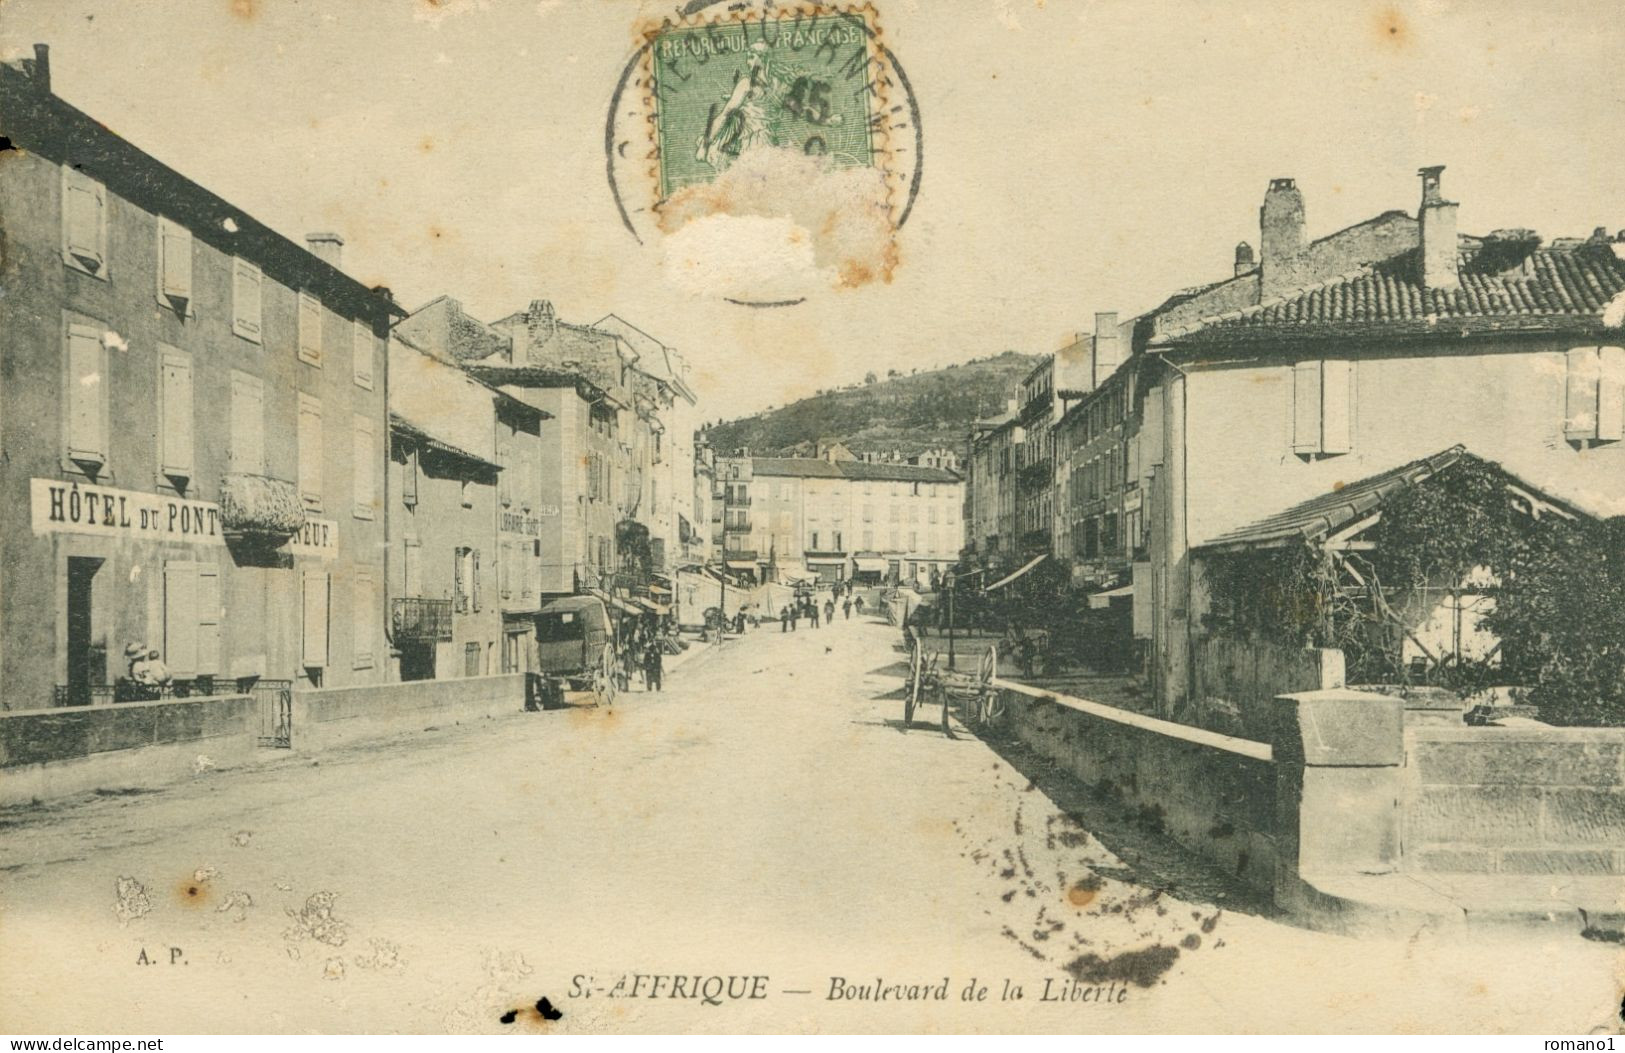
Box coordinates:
[1234,241,1255,277]
[1093,311,1123,382]
[1418,165,1459,291]
[1259,178,1307,298]
[305,232,344,268]
[31,43,50,93]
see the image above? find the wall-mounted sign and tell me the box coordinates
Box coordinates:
[287,517,338,560]
[500,511,542,537]
[31,478,224,545]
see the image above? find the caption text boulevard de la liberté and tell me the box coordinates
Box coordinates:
[568,974,1132,1007]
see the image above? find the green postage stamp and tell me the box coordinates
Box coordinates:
[648,6,883,198]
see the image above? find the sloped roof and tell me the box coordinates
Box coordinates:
[389,413,502,472]
[1156,239,1625,346]
[1197,446,1589,554]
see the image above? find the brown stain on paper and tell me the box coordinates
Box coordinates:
[1372,5,1412,50]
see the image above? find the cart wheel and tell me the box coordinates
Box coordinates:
[904,644,921,726]
[977,645,1001,725]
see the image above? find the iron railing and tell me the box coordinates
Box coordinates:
[393,597,454,641]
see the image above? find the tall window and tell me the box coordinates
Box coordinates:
[61,168,107,277]
[232,258,263,343]
[298,293,323,366]
[1564,346,1625,443]
[1292,359,1354,456]
[64,320,108,475]
[297,393,323,510]
[158,347,194,489]
[352,415,376,519]
[352,566,377,671]
[229,372,264,473]
[156,217,192,314]
[163,559,221,680]
[352,320,374,390]
[302,570,329,669]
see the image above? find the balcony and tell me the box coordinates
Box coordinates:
[220,473,306,540]
[393,597,454,641]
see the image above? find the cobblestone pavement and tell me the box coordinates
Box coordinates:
[1,614,1616,1033]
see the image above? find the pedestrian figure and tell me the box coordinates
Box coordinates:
[855,595,864,616]
[735,611,746,635]
[781,607,790,633]
[824,600,834,624]
[643,642,663,693]
[790,606,799,631]
[843,598,852,620]
[810,603,820,628]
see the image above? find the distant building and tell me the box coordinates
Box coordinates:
[715,456,964,585]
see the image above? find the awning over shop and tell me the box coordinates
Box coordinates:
[590,589,642,615]
[1088,583,1135,609]
[648,583,672,596]
[986,554,1047,592]
[632,597,670,615]
[854,557,889,573]
[725,559,757,571]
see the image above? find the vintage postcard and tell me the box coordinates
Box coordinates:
[0,0,1622,1038]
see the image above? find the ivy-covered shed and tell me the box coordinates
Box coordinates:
[1193,446,1598,696]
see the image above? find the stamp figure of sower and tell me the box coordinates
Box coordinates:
[696,41,845,170]
[651,10,880,196]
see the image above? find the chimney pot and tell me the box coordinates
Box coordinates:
[1418,165,1447,207]
[304,232,344,268]
[1234,240,1255,277]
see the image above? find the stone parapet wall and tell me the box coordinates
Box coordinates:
[1404,726,1625,875]
[0,694,257,805]
[291,674,525,752]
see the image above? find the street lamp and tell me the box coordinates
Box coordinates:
[946,570,957,671]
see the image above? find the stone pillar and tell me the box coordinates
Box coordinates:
[1271,689,1405,910]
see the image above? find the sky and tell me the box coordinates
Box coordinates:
[4,0,1622,422]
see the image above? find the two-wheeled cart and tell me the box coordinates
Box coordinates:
[902,642,999,737]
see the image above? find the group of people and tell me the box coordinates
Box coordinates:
[778,583,863,632]
[113,642,172,702]
[615,620,667,693]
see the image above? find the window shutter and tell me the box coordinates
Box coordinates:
[1320,359,1354,454]
[233,259,262,341]
[353,568,375,669]
[63,170,105,272]
[1565,347,1601,439]
[298,294,323,366]
[454,549,467,612]
[352,321,374,389]
[352,415,375,519]
[1292,360,1323,453]
[298,394,323,509]
[500,539,513,600]
[472,549,483,611]
[66,324,106,467]
[164,561,200,679]
[1597,346,1625,442]
[195,562,221,676]
[302,570,329,668]
[230,372,264,473]
[160,350,194,478]
[158,219,192,306]
[402,446,419,507]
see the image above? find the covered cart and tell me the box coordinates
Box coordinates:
[529,595,618,708]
